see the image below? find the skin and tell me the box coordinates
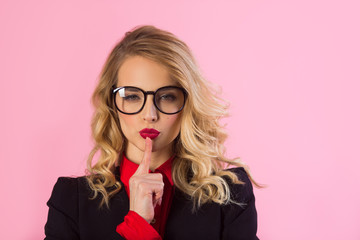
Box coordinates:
[116,55,182,223]
[130,137,163,223]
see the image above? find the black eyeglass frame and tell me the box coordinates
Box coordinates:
[112,85,187,115]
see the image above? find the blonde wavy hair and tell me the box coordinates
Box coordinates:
[86,25,260,208]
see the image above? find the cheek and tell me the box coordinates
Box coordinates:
[118,115,136,135]
[165,114,182,132]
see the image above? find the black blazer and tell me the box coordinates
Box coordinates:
[44,167,259,240]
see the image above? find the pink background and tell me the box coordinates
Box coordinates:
[1,0,359,239]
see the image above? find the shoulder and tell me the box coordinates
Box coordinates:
[220,168,258,239]
[225,167,249,182]
[48,176,89,199]
[48,177,78,201]
[47,176,89,219]
[223,167,254,203]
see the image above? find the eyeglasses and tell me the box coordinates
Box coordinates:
[112,86,187,115]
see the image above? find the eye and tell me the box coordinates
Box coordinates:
[159,94,177,102]
[123,94,141,101]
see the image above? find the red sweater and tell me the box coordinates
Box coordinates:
[116,154,175,239]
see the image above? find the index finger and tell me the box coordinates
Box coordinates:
[134,137,152,175]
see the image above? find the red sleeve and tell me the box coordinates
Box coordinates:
[116,211,162,240]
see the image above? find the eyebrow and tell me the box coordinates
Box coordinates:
[116,85,181,91]
[125,88,140,92]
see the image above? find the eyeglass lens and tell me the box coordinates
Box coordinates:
[115,87,185,114]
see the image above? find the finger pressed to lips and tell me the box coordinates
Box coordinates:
[134,137,152,175]
[128,136,166,222]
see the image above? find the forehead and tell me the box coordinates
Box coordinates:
[117,55,178,90]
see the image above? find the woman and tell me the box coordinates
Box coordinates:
[45,25,259,240]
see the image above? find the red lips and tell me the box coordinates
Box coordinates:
[139,128,160,139]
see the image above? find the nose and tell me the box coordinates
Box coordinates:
[142,95,158,122]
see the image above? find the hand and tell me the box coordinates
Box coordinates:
[129,137,164,223]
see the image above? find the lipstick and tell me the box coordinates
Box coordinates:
[139,128,160,139]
